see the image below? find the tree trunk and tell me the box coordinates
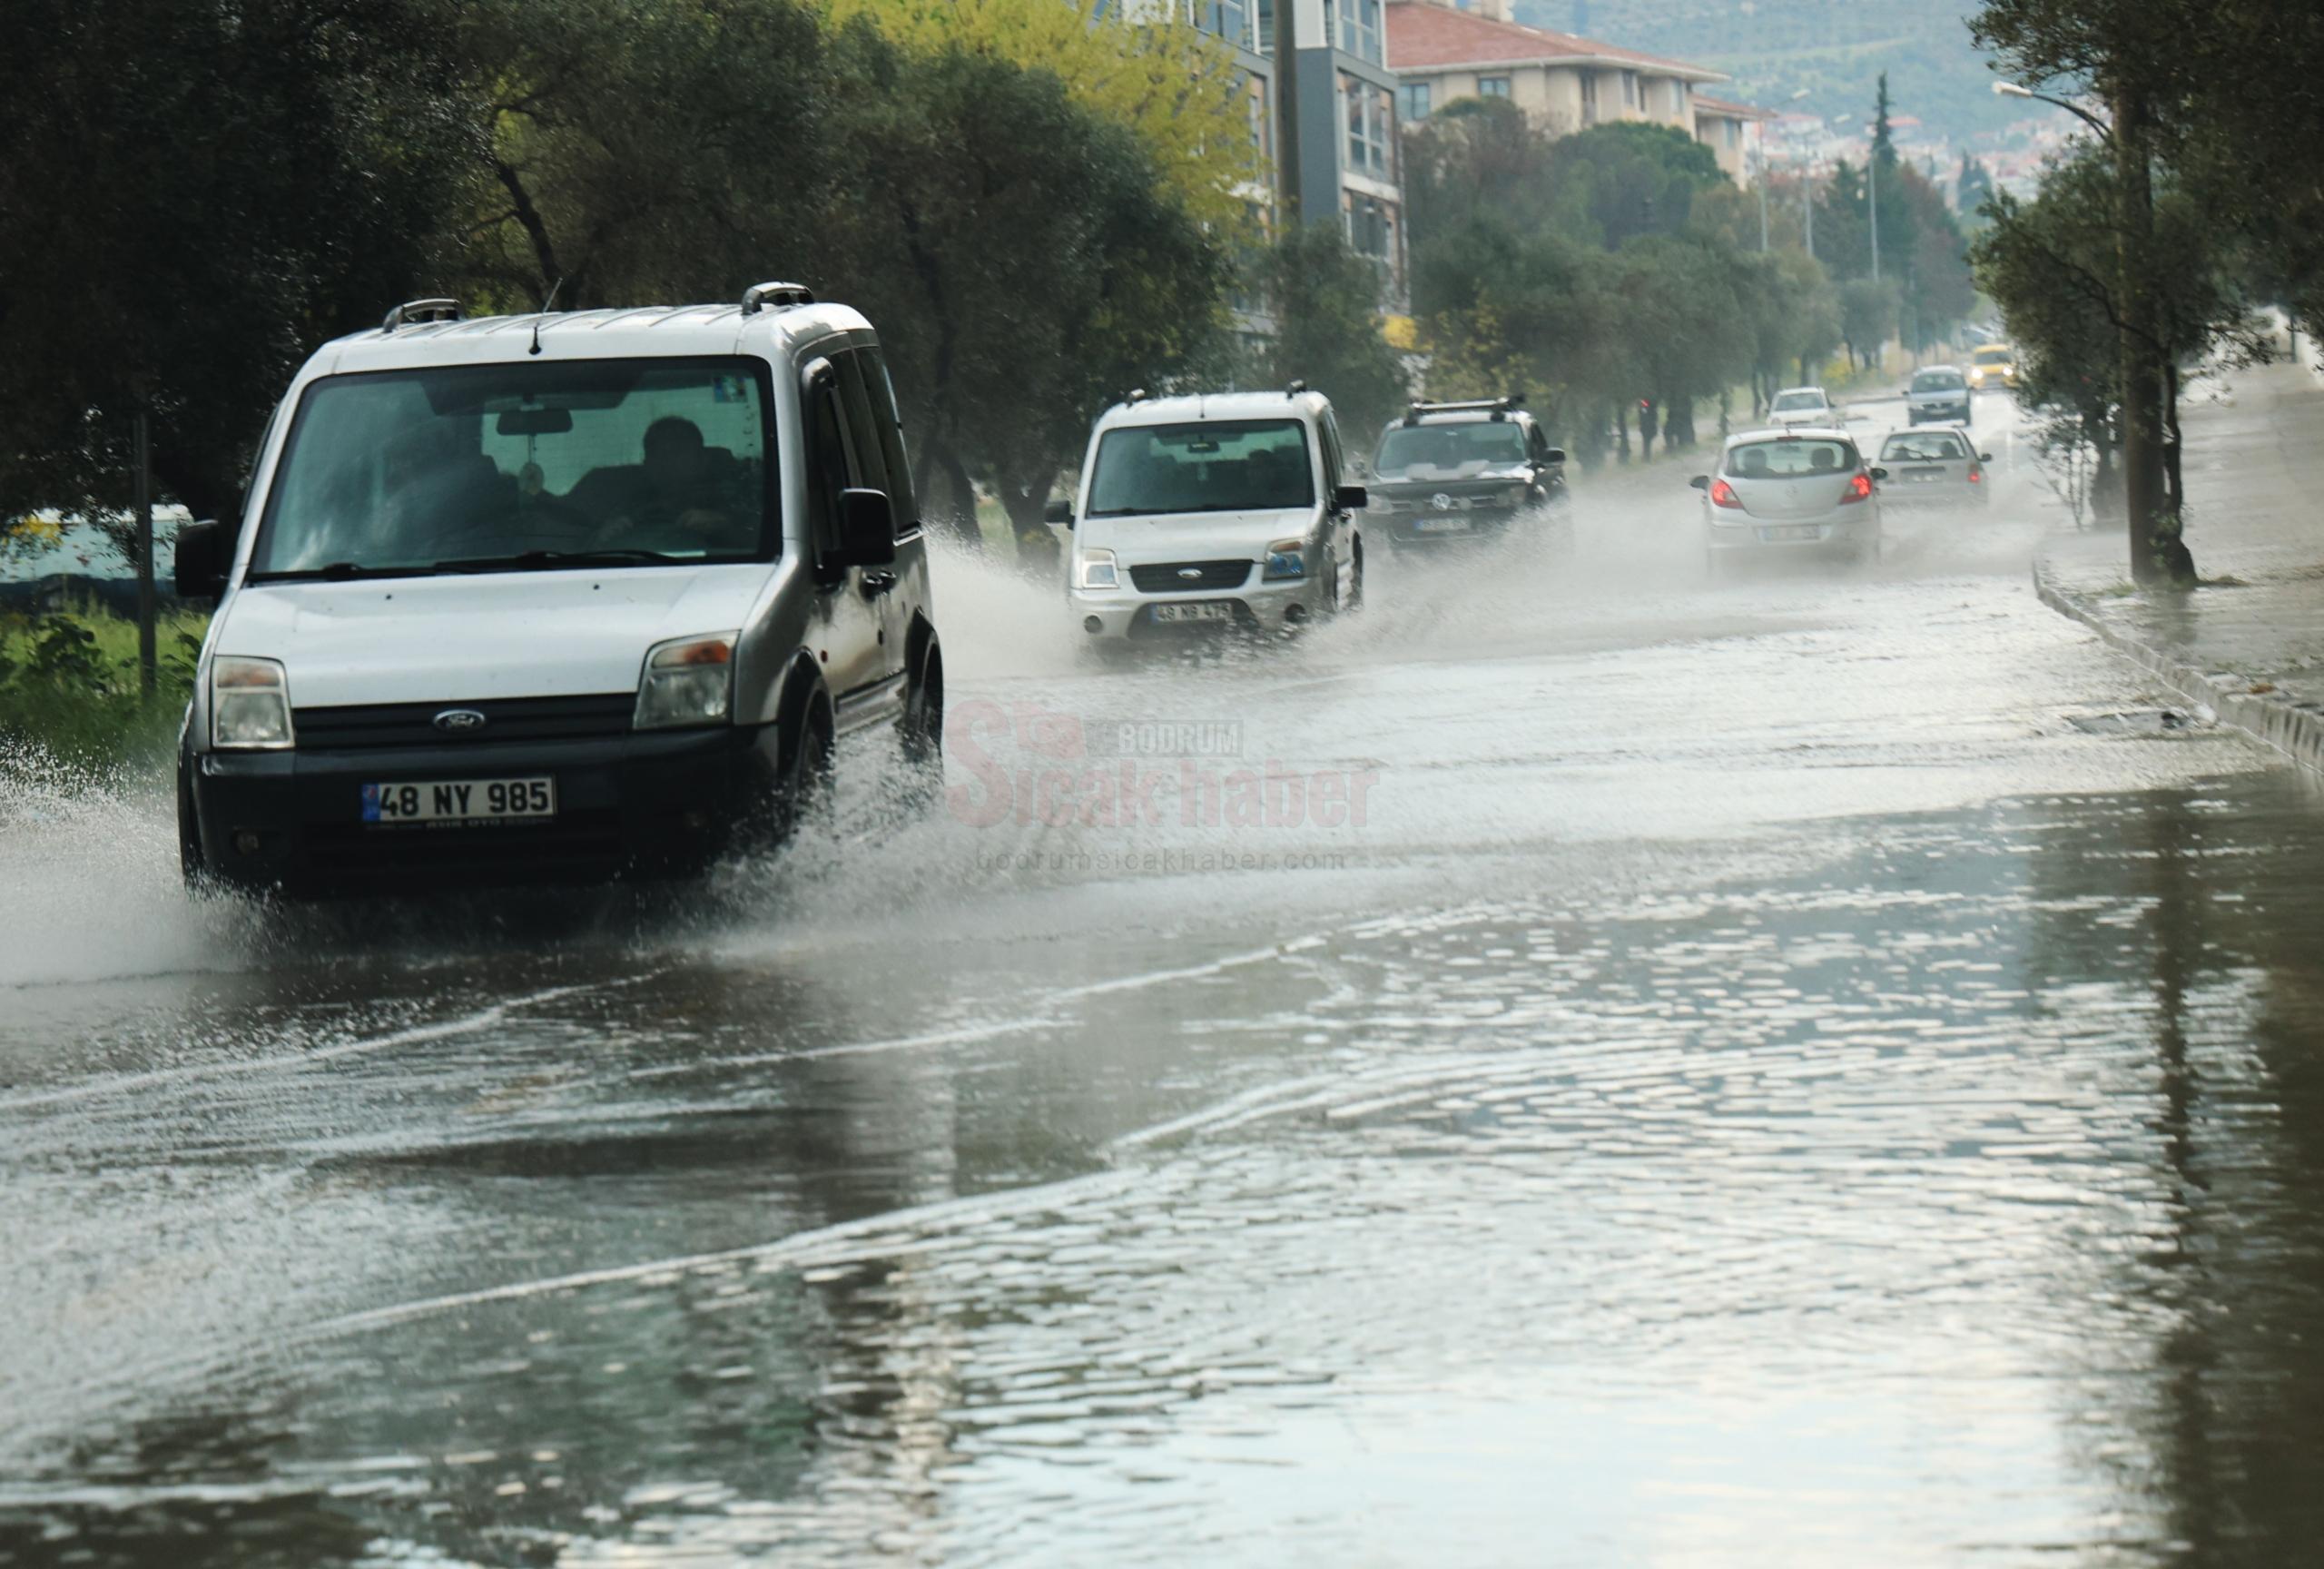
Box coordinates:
[912,440,983,553]
[2112,81,2191,585]
[1613,401,1630,465]
[2162,359,2185,513]
[997,467,1062,577]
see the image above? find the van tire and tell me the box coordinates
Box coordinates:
[773,684,835,846]
[177,759,208,894]
[900,641,944,814]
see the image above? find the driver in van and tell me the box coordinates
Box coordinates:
[594,417,750,550]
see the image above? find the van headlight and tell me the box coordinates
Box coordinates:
[1076,548,1119,591]
[1263,538,1306,581]
[635,633,735,730]
[211,656,294,750]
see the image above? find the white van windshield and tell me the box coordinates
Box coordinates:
[1087,420,1315,517]
[249,358,773,579]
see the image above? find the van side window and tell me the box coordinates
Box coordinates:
[1528,424,1550,461]
[831,352,889,503]
[1317,410,1345,489]
[803,366,859,563]
[850,348,920,537]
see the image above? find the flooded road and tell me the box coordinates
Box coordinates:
[8,396,2324,1565]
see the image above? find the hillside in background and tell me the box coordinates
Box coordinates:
[1512,0,2021,153]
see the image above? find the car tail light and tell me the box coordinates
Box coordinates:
[1839,472,1874,505]
[1709,478,1744,509]
[1968,467,1983,484]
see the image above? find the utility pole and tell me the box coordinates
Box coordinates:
[1756,153,1768,252]
[1804,166,1815,259]
[134,408,156,696]
[1867,151,1880,282]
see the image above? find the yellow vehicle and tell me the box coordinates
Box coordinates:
[1967,343,2018,391]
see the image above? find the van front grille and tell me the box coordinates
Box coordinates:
[1130,559,1253,594]
[293,694,635,750]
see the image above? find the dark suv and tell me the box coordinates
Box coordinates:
[1365,398,1568,547]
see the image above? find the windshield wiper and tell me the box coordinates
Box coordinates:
[246,560,410,583]
[431,548,682,572]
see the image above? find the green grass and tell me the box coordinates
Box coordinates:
[0,605,208,774]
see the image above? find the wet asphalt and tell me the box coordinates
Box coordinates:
[6,393,2324,1566]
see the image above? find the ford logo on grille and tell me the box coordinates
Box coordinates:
[1432,492,1455,511]
[432,708,487,734]
[1177,567,1203,580]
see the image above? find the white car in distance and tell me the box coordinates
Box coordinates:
[1768,387,1836,428]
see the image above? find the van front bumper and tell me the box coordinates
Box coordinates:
[1070,574,1320,642]
[184,722,784,896]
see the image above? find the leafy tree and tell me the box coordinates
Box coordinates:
[1837,279,1898,370]
[1402,97,1561,243]
[817,0,1258,233]
[1548,122,1728,250]
[816,31,1230,548]
[0,0,471,527]
[447,0,832,311]
[1260,225,1410,448]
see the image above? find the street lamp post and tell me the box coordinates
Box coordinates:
[1994,79,2180,583]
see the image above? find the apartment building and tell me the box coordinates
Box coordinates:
[1180,1,1409,296]
[1384,0,1766,187]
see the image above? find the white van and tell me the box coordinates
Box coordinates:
[1054,387,1367,645]
[172,286,942,896]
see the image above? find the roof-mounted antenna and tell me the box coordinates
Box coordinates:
[381,297,458,334]
[529,278,564,357]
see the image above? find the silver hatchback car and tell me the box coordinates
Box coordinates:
[1876,425,1993,508]
[1692,427,1886,572]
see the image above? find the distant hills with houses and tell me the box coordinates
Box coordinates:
[1511,0,2034,163]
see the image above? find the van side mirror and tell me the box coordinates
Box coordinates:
[1542,449,1567,466]
[828,488,898,569]
[173,519,230,601]
[1043,498,1073,528]
[1688,475,1709,490]
[1334,484,1368,513]
[1869,466,1890,482]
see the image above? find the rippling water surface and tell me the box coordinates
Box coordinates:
[7,407,2324,1565]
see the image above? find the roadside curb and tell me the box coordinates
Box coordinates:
[2033,549,2324,776]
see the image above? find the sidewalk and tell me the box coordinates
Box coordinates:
[2036,357,2324,774]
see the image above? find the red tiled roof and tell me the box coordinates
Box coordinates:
[1694,95,1776,121]
[1384,1,1725,82]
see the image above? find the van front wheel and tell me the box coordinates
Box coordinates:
[177,760,208,894]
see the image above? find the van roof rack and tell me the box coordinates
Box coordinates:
[1402,395,1523,426]
[740,281,815,315]
[381,298,459,333]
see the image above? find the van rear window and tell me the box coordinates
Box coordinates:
[249,358,775,579]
